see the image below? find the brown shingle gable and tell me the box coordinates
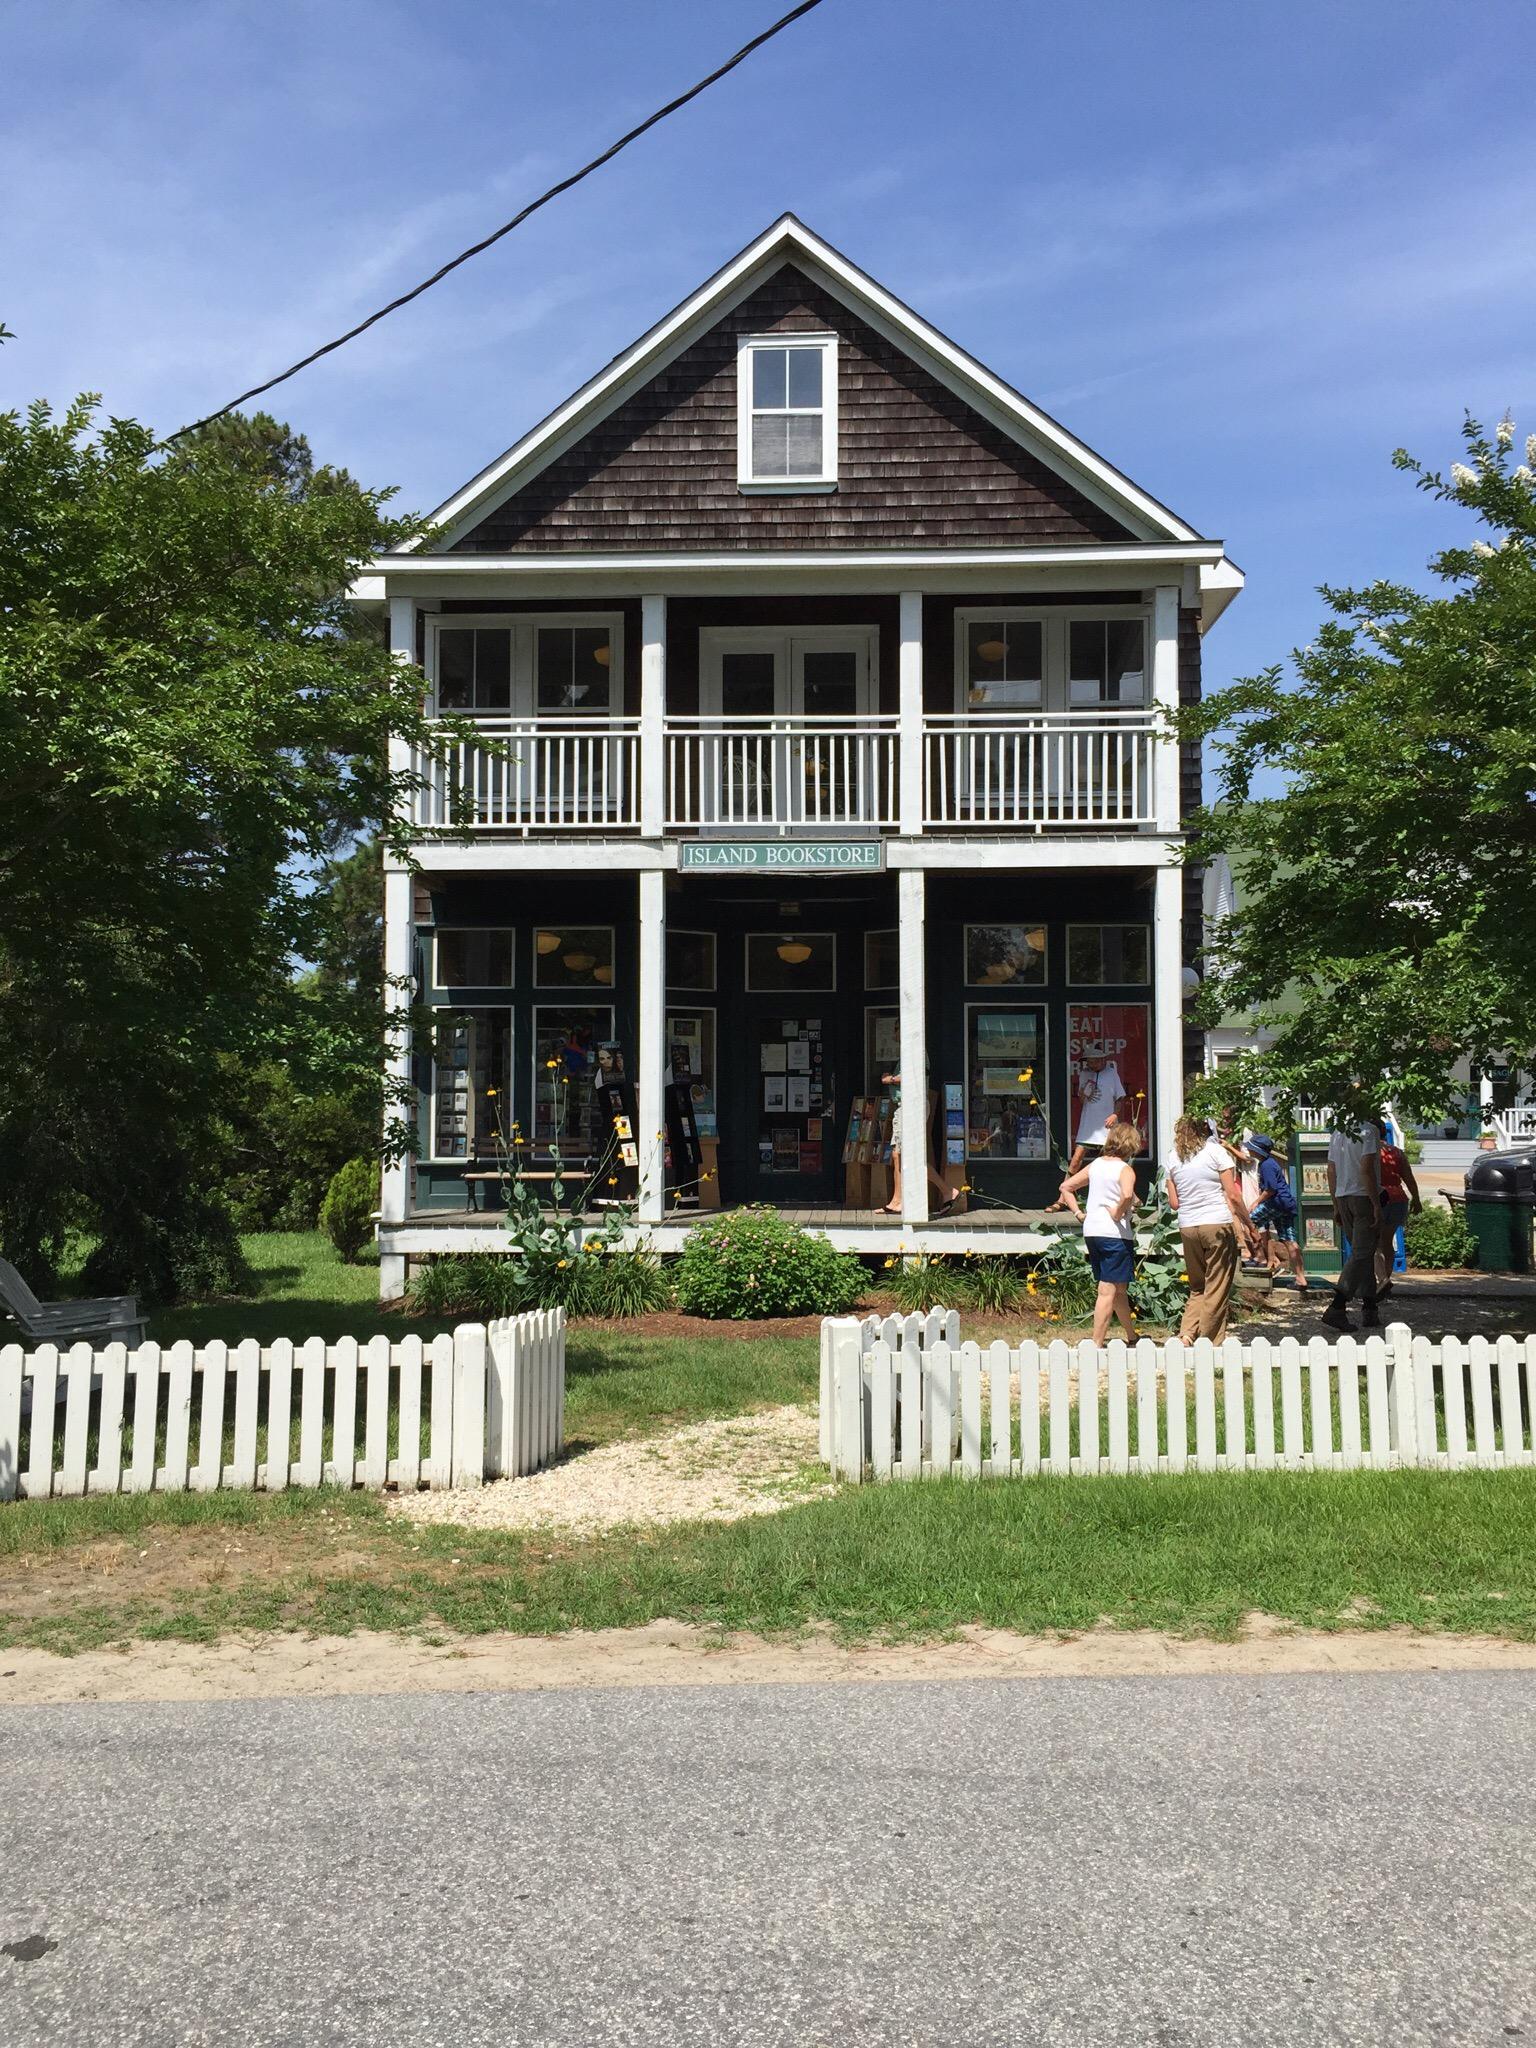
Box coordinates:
[454,266,1133,553]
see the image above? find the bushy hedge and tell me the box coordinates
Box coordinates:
[674,1207,865,1319]
[1404,1203,1478,1271]
[320,1157,378,1264]
[408,1245,673,1319]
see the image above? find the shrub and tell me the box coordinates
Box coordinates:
[1028,1231,1098,1326]
[319,1157,378,1264]
[1404,1202,1478,1271]
[1028,1196,1190,1331]
[409,1252,527,1318]
[587,1246,674,1318]
[885,1252,955,1314]
[960,1255,1028,1315]
[675,1207,865,1319]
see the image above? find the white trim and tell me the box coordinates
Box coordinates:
[898,589,923,836]
[375,540,1226,581]
[381,862,413,1225]
[640,593,665,838]
[736,331,838,489]
[431,927,515,990]
[380,1219,1059,1257]
[1151,585,1181,832]
[964,998,1051,1167]
[403,217,1204,552]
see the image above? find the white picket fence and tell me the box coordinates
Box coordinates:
[0,1310,565,1503]
[820,1312,1536,1483]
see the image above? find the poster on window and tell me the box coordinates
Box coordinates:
[1067,1003,1149,1155]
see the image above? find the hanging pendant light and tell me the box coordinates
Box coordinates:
[593,964,613,984]
[593,644,611,667]
[776,939,813,966]
[536,931,562,955]
[563,950,597,974]
[976,638,1007,663]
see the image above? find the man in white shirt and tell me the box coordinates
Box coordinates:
[1324,1111,1383,1332]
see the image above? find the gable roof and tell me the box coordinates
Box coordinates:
[402,215,1209,555]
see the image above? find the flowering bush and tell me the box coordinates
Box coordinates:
[675,1208,866,1319]
[1028,1194,1190,1330]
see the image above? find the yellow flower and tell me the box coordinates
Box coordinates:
[484,1087,498,1098]
[556,1258,568,1270]
[607,1176,618,1187]
[883,1257,895,1269]
[545,1058,558,1069]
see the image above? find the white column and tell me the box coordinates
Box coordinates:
[1151,584,1181,833]
[637,867,667,1223]
[897,865,929,1224]
[898,590,924,836]
[1153,861,1184,1164]
[640,593,666,837]
[380,593,419,1301]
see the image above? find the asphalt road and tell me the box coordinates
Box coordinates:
[3,1672,1535,2046]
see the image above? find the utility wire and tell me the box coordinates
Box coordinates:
[167,0,827,442]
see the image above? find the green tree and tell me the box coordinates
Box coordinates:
[1185,415,1536,1128]
[0,392,438,1300]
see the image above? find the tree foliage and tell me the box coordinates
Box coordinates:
[1185,416,1536,1127]
[0,395,433,1298]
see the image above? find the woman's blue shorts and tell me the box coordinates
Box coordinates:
[1085,1235,1135,1286]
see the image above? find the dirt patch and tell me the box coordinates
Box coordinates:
[1,1510,399,1628]
[6,1616,1536,1707]
[570,1309,834,1340]
[389,1405,831,1536]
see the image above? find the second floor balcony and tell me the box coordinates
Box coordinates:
[407,707,1167,836]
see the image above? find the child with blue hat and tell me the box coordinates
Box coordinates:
[1244,1133,1309,1292]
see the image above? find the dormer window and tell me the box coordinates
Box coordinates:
[737,334,837,491]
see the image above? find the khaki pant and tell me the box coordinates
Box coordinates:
[1179,1224,1240,1343]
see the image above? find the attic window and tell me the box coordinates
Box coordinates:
[737,335,837,491]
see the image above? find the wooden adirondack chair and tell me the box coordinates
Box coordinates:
[0,1258,147,1348]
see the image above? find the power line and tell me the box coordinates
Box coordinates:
[166,0,827,443]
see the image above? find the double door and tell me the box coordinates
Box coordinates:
[698,628,881,827]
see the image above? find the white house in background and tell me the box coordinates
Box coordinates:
[351,216,1245,1298]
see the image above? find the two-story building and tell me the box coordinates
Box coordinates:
[356,216,1242,1298]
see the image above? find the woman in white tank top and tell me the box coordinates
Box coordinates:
[1057,1122,1142,1344]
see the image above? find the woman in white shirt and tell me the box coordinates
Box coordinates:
[1164,1118,1256,1343]
[1057,1122,1141,1344]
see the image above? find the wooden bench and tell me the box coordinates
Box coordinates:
[0,1256,147,1347]
[461,1165,600,1212]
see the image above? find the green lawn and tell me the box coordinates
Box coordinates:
[6,1464,1536,1656]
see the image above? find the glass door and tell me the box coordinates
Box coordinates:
[700,628,875,828]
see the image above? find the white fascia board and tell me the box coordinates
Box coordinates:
[889,837,1182,871]
[406,837,677,874]
[1198,558,1246,633]
[409,214,1207,554]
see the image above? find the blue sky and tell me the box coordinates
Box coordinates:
[3,0,1534,695]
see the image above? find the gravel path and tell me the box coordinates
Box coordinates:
[388,1404,832,1536]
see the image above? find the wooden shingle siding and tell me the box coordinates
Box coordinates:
[457,267,1133,553]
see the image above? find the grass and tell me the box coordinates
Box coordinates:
[6,1464,1536,1656]
[148,1233,418,1348]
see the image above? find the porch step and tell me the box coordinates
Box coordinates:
[1418,1140,1482,1173]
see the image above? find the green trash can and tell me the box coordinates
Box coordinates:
[1464,1150,1536,1274]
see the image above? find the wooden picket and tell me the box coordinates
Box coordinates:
[0,1311,564,1502]
[821,1316,1536,1485]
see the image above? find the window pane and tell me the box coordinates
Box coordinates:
[720,650,777,715]
[967,1009,1049,1159]
[1067,925,1151,984]
[437,929,513,987]
[800,649,858,718]
[533,1007,614,1156]
[965,924,1047,985]
[536,627,572,709]
[474,629,511,708]
[864,929,898,989]
[786,347,823,407]
[752,347,787,408]
[1105,621,1146,703]
[1069,621,1107,695]
[667,930,716,991]
[966,620,1043,709]
[751,414,789,478]
[745,933,836,990]
[1118,926,1151,983]
[438,629,474,708]
[537,625,611,712]
[431,1009,511,1160]
[1067,927,1104,982]
[534,925,615,989]
[784,414,822,474]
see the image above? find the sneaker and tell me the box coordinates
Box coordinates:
[1361,1304,1382,1329]
[1321,1300,1354,1334]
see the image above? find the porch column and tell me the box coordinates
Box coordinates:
[379,594,418,1301]
[637,867,667,1224]
[898,589,924,835]
[898,865,930,1224]
[1152,861,1184,1164]
[640,593,666,837]
[1151,585,1181,833]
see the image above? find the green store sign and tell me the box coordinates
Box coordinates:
[678,840,885,873]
